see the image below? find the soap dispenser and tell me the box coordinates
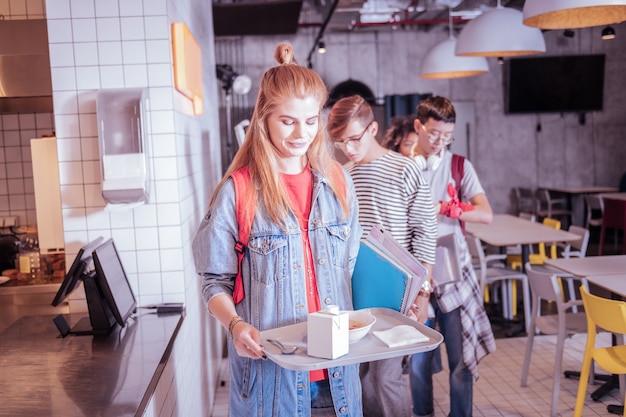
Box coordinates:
[96,88,150,205]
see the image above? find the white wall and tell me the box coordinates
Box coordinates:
[45,0,224,415]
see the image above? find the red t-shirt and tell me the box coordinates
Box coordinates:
[282,167,327,382]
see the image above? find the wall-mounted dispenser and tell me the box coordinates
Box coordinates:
[96,88,150,205]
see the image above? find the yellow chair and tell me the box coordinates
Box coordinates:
[508,217,561,270]
[574,286,626,417]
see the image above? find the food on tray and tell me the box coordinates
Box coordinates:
[349,320,366,330]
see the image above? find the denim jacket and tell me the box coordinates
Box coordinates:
[193,168,363,417]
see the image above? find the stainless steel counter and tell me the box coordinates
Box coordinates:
[0,281,68,332]
[0,309,183,416]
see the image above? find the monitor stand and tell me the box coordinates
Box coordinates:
[52,271,117,337]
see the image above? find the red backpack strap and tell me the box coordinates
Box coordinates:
[451,154,466,234]
[231,167,255,305]
[230,164,343,305]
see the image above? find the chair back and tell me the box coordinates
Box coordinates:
[584,194,604,228]
[525,263,587,417]
[535,189,548,213]
[538,218,561,259]
[432,234,464,287]
[543,217,561,230]
[515,187,535,214]
[465,233,486,282]
[574,286,626,416]
[535,189,570,222]
[580,286,626,335]
[525,263,562,305]
[563,225,590,258]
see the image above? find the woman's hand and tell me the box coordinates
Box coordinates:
[231,320,266,360]
[409,295,430,324]
[208,294,267,360]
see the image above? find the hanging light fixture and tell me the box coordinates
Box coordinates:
[456,0,546,57]
[318,40,326,54]
[523,0,626,30]
[420,10,489,79]
[602,25,616,39]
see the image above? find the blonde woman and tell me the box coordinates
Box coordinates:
[193,42,363,417]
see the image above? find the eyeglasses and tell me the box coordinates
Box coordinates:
[333,121,372,149]
[420,124,454,145]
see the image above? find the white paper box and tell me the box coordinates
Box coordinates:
[307,306,349,359]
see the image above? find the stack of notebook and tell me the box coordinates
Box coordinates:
[352,225,428,315]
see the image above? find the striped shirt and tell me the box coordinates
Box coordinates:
[346,150,437,265]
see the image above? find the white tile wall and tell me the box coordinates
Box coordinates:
[70,0,94,18]
[94,0,118,18]
[74,43,99,66]
[119,0,143,17]
[72,19,97,41]
[0,111,55,226]
[42,1,224,416]
[120,17,144,40]
[98,41,123,65]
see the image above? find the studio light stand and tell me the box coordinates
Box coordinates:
[216,64,251,164]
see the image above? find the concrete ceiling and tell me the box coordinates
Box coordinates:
[212,0,525,37]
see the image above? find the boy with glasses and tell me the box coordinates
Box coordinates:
[407,96,496,417]
[328,95,438,417]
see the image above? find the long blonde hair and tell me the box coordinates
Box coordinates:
[211,42,348,225]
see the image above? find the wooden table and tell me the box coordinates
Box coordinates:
[544,255,626,277]
[545,256,626,413]
[466,214,579,336]
[540,186,618,226]
[466,214,580,272]
[586,274,626,297]
[600,193,626,255]
[543,186,619,195]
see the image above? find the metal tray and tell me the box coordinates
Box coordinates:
[260,307,443,371]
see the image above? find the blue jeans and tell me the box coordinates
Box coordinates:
[410,300,473,417]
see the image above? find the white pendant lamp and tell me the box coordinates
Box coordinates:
[455,1,546,57]
[523,0,626,29]
[420,37,489,79]
[420,10,489,79]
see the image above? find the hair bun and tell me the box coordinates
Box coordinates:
[274,42,297,65]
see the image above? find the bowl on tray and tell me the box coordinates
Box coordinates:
[348,309,376,344]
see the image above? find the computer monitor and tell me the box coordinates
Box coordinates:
[92,238,137,327]
[51,237,104,307]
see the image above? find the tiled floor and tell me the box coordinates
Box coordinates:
[211,331,623,416]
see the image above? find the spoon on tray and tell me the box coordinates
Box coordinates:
[266,338,298,355]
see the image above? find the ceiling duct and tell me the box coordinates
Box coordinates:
[358,0,416,23]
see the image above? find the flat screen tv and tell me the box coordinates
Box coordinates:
[51,237,104,307]
[504,54,605,114]
[92,238,137,328]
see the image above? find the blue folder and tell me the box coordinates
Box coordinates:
[352,241,412,313]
